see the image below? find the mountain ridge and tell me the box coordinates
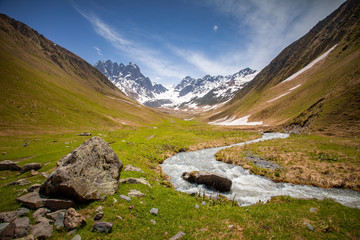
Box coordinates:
[95,60,257,110]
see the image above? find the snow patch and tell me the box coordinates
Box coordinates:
[282,45,337,83]
[267,84,302,103]
[209,115,263,126]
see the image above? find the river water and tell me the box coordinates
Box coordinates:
[161,133,360,208]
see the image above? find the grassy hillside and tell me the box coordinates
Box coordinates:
[0,14,167,135]
[203,0,360,137]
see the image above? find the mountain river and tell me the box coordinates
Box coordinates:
[161,133,360,208]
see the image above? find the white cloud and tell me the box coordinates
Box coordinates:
[74,7,187,84]
[93,46,102,55]
[213,25,218,32]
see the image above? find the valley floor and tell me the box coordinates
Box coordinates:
[0,121,359,239]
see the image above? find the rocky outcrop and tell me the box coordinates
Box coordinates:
[182,171,232,192]
[40,137,123,202]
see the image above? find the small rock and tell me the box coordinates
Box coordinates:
[1,152,6,155]
[71,234,82,240]
[123,165,144,173]
[113,198,118,203]
[13,217,31,238]
[8,178,31,186]
[30,221,53,239]
[0,222,15,239]
[195,204,199,209]
[100,196,107,201]
[0,160,21,171]
[17,208,30,217]
[201,201,206,206]
[92,222,113,233]
[182,171,232,192]
[28,184,41,192]
[245,209,249,212]
[30,170,39,176]
[150,219,156,225]
[46,210,65,221]
[305,222,315,231]
[169,231,186,240]
[116,215,123,220]
[310,208,316,213]
[0,210,19,223]
[228,225,235,229]
[0,222,10,234]
[64,208,86,230]
[33,208,51,219]
[129,205,135,210]
[54,211,65,229]
[77,132,92,136]
[67,229,77,236]
[128,189,146,197]
[121,177,152,188]
[20,163,42,174]
[41,172,49,178]
[93,212,104,221]
[95,206,104,213]
[119,195,131,201]
[150,208,158,215]
[23,143,28,147]
[35,216,53,225]
[43,198,74,211]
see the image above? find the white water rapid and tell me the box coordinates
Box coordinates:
[160,133,360,208]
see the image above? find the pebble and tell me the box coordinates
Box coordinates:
[113,198,118,203]
[201,201,206,206]
[150,208,158,215]
[119,195,131,201]
[95,206,104,213]
[310,208,316,212]
[169,231,186,240]
[150,219,156,225]
[228,225,235,229]
[71,234,81,240]
[195,204,199,209]
[305,222,315,231]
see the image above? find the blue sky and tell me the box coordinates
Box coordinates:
[0,0,345,85]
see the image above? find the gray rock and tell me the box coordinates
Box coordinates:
[64,208,86,230]
[119,195,131,201]
[150,208,158,215]
[1,152,6,155]
[46,210,65,221]
[8,178,31,186]
[28,184,41,192]
[150,219,156,225]
[31,221,53,239]
[17,208,30,217]
[13,217,31,238]
[310,208,316,212]
[16,192,74,211]
[128,189,146,197]
[40,137,123,202]
[77,132,92,136]
[0,211,18,223]
[305,222,315,231]
[35,216,53,225]
[32,208,51,219]
[42,198,74,211]
[92,222,113,233]
[71,234,82,240]
[54,211,65,229]
[120,177,152,188]
[201,201,206,206]
[0,222,10,234]
[0,222,15,239]
[169,231,186,240]
[182,171,232,192]
[195,204,199,209]
[0,160,21,171]
[123,165,144,173]
[20,163,42,173]
[93,212,104,221]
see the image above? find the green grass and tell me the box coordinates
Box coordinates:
[1,122,360,239]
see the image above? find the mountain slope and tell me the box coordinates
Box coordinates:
[204,0,360,137]
[0,14,167,135]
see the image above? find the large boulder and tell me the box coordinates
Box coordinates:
[182,171,232,192]
[40,137,123,202]
[20,163,42,173]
